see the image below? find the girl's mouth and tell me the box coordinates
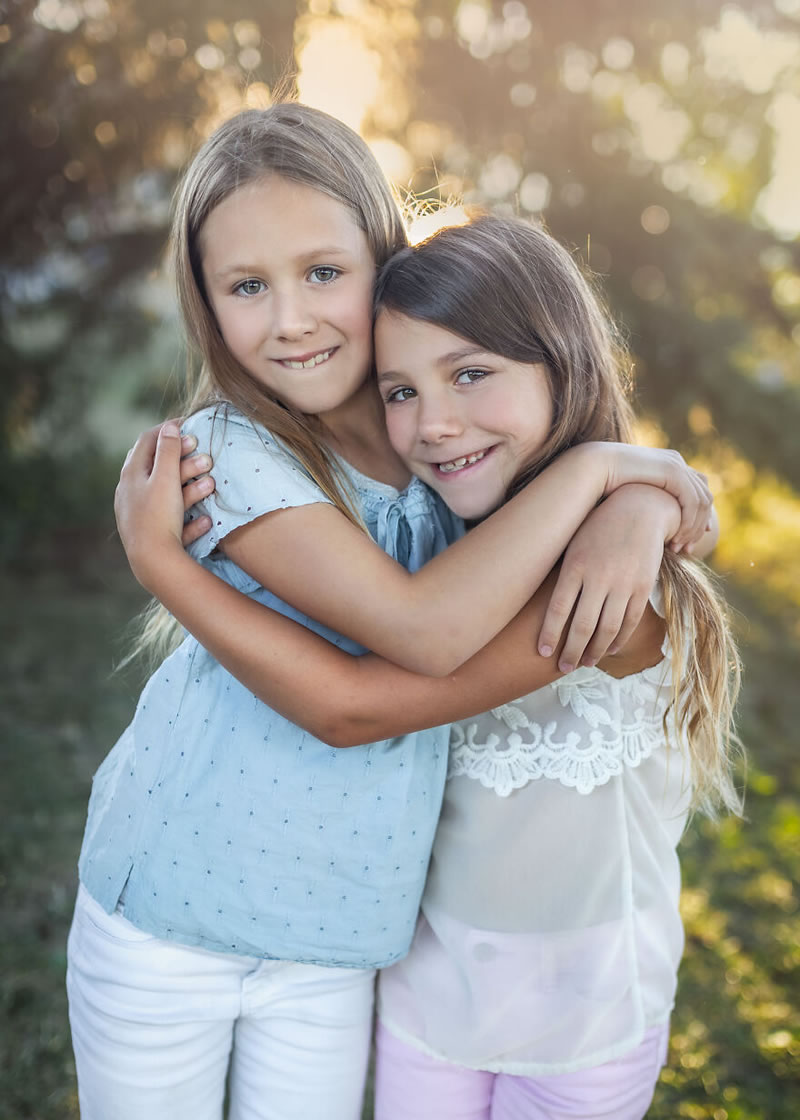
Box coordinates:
[278,347,336,370]
[434,447,493,476]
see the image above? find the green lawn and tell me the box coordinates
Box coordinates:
[1,547,797,1119]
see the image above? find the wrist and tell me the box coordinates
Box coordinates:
[126,535,187,594]
[605,483,680,542]
[576,442,616,500]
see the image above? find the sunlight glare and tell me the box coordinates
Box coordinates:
[702,8,799,94]
[407,205,471,246]
[296,20,381,133]
[757,92,800,237]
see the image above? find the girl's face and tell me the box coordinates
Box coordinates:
[200,175,376,417]
[375,311,554,521]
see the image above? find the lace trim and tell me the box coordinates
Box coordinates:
[448,658,675,797]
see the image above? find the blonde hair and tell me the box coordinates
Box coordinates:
[374,215,743,817]
[137,102,408,665]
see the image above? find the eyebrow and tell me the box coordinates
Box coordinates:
[209,246,356,281]
[376,346,489,384]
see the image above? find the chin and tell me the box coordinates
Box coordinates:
[449,496,501,522]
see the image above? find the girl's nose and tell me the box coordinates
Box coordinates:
[416,393,465,443]
[272,290,316,340]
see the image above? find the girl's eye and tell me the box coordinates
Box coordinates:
[455,368,489,385]
[385,386,416,404]
[310,266,340,284]
[234,278,266,297]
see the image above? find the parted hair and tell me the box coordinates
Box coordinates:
[138,102,407,664]
[175,102,407,507]
[374,216,743,817]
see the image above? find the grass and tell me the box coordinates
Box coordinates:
[1,545,797,1118]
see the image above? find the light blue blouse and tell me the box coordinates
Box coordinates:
[78,405,464,968]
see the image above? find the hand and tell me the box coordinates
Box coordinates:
[598,443,712,553]
[537,485,677,671]
[178,434,216,547]
[115,421,211,589]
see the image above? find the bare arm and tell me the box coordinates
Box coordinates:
[123,422,711,678]
[115,427,683,745]
[536,484,719,668]
[116,506,667,748]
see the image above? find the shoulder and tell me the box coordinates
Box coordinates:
[182,403,318,488]
[183,403,334,562]
[181,403,275,456]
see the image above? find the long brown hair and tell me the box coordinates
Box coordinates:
[137,102,408,664]
[374,216,743,817]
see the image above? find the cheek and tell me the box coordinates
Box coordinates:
[384,407,415,458]
[215,305,251,350]
[339,280,374,340]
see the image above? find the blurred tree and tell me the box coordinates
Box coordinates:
[0,0,296,556]
[365,0,800,490]
[3,0,799,558]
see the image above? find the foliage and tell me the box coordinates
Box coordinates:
[0,0,297,559]
[383,0,800,489]
[1,0,799,1115]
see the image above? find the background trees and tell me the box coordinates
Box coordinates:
[1,2,798,1115]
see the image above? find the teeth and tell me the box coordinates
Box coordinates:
[438,450,487,474]
[283,349,333,370]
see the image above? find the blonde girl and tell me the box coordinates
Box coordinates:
[78,103,712,1120]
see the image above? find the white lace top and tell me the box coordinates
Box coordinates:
[378,593,693,1074]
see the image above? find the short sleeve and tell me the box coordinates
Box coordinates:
[182,405,332,563]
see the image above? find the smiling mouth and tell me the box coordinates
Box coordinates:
[434,448,492,475]
[277,347,336,370]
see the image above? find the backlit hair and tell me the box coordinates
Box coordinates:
[375,216,743,817]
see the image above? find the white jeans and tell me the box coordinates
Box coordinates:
[67,886,375,1120]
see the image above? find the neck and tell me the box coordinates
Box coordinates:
[317,379,411,489]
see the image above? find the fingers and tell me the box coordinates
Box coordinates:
[590,592,648,662]
[151,420,184,476]
[120,423,161,480]
[670,468,712,552]
[557,585,611,672]
[182,475,215,511]
[182,514,212,547]
[178,432,216,510]
[178,436,215,511]
[180,451,211,486]
[537,565,584,660]
[540,564,654,672]
[121,420,190,482]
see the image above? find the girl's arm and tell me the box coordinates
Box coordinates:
[122,422,710,678]
[116,426,690,746]
[536,483,719,667]
[177,435,718,674]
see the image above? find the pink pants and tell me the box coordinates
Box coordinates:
[374,1020,670,1120]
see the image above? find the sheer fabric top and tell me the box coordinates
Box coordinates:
[379,591,692,1073]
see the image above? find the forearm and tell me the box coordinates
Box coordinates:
[137,542,566,747]
[135,543,360,724]
[223,442,611,679]
[399,444,608,671]
[321,587,566,745]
